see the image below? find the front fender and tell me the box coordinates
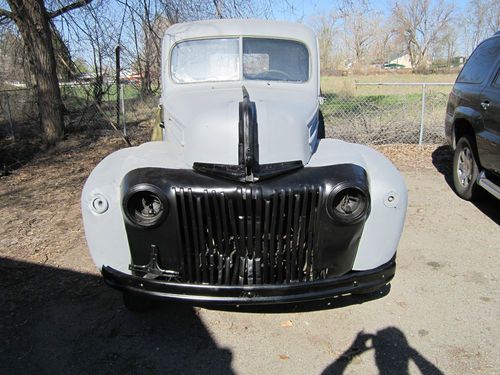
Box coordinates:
[308,139,408,270]
[81,142,189,273]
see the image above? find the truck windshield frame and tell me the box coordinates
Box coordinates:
[170,37,310,84]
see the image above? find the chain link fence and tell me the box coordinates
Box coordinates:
[320,82,453,145]
[1,81,453,148]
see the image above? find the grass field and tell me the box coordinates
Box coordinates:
[318,73,456,144]
[60,83,143,102]
[320,73,458,96]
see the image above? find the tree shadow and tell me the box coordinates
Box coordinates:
[322,327,444,375]
[431,145,499,225]
[0,257,233,374]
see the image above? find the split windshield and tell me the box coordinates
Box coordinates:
[170,37,309,83]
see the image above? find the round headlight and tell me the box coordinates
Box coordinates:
[328,186,368,223]
[124,186,167,228]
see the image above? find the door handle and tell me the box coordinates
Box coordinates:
[480,101,490,110]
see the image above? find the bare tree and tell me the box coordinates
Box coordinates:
[126,0,173,96]
[338,0,380,66]
[0,29,30,84]
[461,0,500,56]
[310,13,342,73]
[392,0,454,71]
[0,0,92,146]
[430,23,458,66]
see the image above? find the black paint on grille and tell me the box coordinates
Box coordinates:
[175,186,322,285]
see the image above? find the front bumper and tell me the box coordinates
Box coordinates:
[102,257,395,305]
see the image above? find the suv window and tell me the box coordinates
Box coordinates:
[494,67,500,87]
[457,38,500,84]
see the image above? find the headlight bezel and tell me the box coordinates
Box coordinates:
[123,184,168,228]
[327,183,370,224]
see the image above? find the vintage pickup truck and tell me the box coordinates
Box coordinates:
[82,19,407,310]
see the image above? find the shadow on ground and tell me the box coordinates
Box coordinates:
[432,145,499,225]
[322,327,444,375]
[0,257,233,374]
[1,257,433,374]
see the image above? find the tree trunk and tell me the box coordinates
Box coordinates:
[7,0,64,146]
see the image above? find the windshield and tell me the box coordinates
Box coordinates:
[171,38,240,83]
[243,38,309,82]
[170,37,309,83]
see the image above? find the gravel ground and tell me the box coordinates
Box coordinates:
[0,133,498,374]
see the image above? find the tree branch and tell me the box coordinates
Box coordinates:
[0,8,14,21]
[48,0,93,19]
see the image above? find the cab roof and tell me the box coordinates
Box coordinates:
[164,19,317,47]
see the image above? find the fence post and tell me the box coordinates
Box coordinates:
[5,94,15,143]
[120,84,127,137]
[115,45,121,131]
[419,83,426,145]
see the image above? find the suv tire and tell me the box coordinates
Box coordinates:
[453,136,480,200]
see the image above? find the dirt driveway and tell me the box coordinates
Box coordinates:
[0,136,498,374]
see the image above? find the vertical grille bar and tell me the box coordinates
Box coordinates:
[261,199,271,284]
[269,192,278,283]
[254,188,262,259]
[284,189,294,283]
[276,189,286,283]
[178,188,193,282]
[311,186,323,280]
[187,189,201,283]
[203,190,216,284]
[297,186,309,281]
[245,187,253,254]
[212,190,225,258]
[290,193,301,281]
[227,199,239,285]
[195,196,208,283]
[219,193,230,257]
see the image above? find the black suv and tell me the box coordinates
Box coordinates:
[445,32,500,200]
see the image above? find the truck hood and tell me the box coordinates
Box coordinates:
[164,86,318,167]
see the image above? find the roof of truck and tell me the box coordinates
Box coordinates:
[164,19,317,46]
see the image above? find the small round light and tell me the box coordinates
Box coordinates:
[91,194,108,214]
[384,191,400,208]
[124,186,167,228]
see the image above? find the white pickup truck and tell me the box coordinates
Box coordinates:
[81,19,407,310]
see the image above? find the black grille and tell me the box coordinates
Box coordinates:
[175,186,322,285]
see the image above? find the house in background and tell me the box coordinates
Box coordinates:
[385,53,412,68]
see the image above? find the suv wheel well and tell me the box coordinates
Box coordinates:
[453,119,481,167]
